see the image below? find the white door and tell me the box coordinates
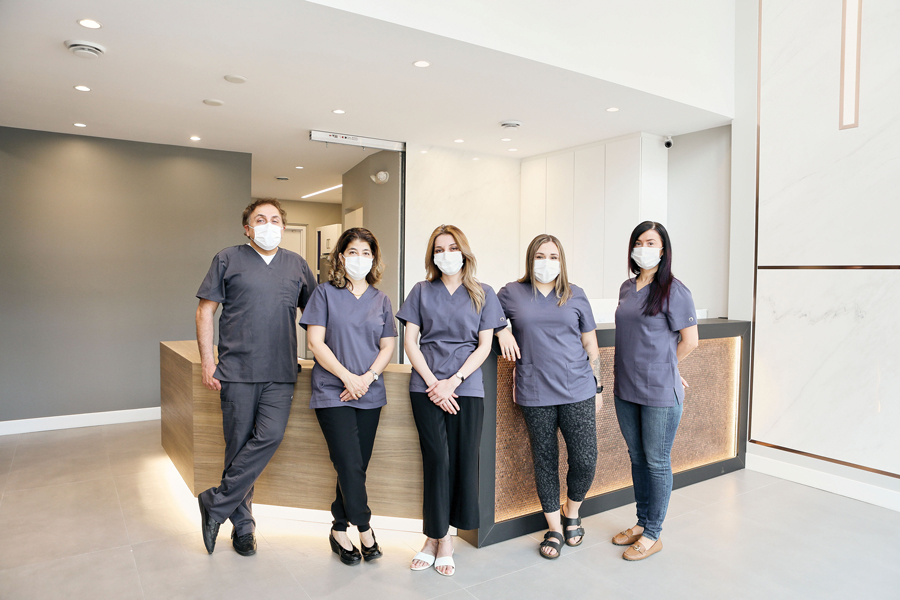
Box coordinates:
[281,226,310,360]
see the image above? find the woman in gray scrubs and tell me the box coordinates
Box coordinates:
[611,221,698,561]
[299,228,397,566]
[497,234,603,560]
[397,225,507,577]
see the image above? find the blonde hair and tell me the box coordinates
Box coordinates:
[425,225,485,313]
[328,227,385,289]
[519,234,573,306]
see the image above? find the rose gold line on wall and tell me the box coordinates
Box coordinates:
[839,0,862,129]
[750,440,900,479]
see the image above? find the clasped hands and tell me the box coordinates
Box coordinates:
[426,378,460,415]
[339,370,375,402]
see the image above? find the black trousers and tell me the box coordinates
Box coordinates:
[409,392,484,539]
[199,381,293,535]
[315,405,382,532]
[520,397,598,514]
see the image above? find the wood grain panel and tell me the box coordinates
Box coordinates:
[160,343,195,493]
[161,343,423,519]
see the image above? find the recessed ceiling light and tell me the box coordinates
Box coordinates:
[74,85,91,92]
[420,150,428,154]
[473,158,480,161]
[190,136,201,141]
[413,60,431,68]
[332,109,345,114]
[302,184,343,199]
[454,139,464,143]
[606,107,619,112]
[508,148,518,152]
[74,123,87,127]
[78,19,102,29]
[295,166,304,169]
[501,138,511,142]
[224,74,247,84]
[203,99,224,107]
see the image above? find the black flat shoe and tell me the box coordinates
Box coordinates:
[232,530,257,556]
[198,496,220,554]
[360,530,383,562]
[329,531,361,565]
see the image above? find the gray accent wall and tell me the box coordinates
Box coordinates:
[0,127,252,422]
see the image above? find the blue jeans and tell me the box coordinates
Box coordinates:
[614,396,683,541]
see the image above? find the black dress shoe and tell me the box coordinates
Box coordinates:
[232,530,257,556]
[360,530,383,562]
[329,530,361,565]
[198,497,220,554]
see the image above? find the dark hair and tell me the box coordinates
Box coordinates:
[628,221,675,317]
[328,227,385,288]
[242,198,287,227]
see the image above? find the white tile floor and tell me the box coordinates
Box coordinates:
[0,420,897,599]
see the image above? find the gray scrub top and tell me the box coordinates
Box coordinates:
[396,280,507,398]
[299,282,397,409]
[496,281,597,407]
[613,278,697,407]
[197,245,317,383]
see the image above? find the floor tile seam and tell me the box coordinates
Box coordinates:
[458,561,546,589]
[1,471,114,495]
[0,542,136,574]
[110,470,138,547]
[258,531,315,599]
[127,543,148,600]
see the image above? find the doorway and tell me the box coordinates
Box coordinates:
[281,225,310,360]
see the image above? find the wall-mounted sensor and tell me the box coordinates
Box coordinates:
[664,136,673,149]
[370,171,390,184]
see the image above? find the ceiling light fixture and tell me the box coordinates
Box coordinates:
[473,158,480,161]
[332,109,345,114]
[420,150,428,154]
[454,139,464,143]
[302,184,343,199]
[295,166,304,169]
[78,19,102,29]
[508,148,518,152]
[74,85,91,92]
[203,99,224,106]
[413,60,431,68]
[606,107,619,112]
[190,136,201,141]
[74,123,87,127]
[224,74,247,84]
[501,138,511,142]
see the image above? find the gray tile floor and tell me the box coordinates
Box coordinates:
[0,420,897,599]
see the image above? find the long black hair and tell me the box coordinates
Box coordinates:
[628,221,675,317]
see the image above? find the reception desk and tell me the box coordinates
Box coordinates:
[160,319,749,548]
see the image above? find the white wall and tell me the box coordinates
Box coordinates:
[743,0,900,510]
[308,0,736,117]
[404,145,521,296]
[667,125,732,318]
[521,133,668,300]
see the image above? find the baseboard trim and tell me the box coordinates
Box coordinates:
[0,407,161,436]
[746,453,900,513]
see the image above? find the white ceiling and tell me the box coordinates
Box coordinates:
[0,0,732,202]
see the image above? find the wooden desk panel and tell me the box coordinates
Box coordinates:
[160,342,423,519]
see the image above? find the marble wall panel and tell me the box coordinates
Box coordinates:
[757,0,900,266]
[752,269,900,474]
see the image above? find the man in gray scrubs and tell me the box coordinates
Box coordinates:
[195,198,316,556]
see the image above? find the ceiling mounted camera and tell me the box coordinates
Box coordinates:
[664,136,673,149]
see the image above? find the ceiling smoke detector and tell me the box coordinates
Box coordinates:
[500,121,522,129]
[64,40,106,59]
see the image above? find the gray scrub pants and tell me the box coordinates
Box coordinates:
[199,381,293,535]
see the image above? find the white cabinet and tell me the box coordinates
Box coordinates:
[520,132,667,300]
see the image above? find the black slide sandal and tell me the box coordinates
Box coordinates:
[540,531,565,559]
[561,511,585,547]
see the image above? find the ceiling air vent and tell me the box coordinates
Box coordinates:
[64,40,106,58]
[275,176,289,181]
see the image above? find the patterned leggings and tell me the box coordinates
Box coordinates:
[520,397,598,513]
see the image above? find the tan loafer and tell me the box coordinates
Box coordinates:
[612,528,641,546]
[623,539,662,561]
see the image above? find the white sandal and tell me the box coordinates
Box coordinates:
[434,552,455,577]
[410,551,435,571]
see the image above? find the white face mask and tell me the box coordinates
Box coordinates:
[343,255,373,281]
[251,223,282,251]
[533,259,561,284]
[433,251,464,276]
[632,246,662,270]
